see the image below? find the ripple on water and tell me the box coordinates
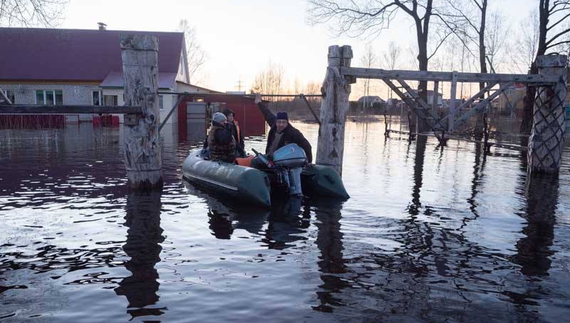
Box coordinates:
[1,123,569,322]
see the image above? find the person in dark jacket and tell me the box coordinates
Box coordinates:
[222,108,246,157]
[205,112,236,163]
[253,95,312,166]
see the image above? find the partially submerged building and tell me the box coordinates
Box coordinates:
[0,26,265,139]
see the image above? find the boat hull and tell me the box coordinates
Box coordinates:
[182,150,272,207]
[182,150,349,206]
[301,165,350,199]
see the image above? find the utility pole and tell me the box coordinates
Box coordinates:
[236,77,243,92]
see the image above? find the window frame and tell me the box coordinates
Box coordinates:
[35,90,63,105]
[92,90,103,106]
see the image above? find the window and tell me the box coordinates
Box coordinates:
[0,90,15,103]
[92,91,102,106]
[159,95,164,110]
[103,95,118,106]
[35,90,63,105]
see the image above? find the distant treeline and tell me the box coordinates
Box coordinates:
[264,98,397,121]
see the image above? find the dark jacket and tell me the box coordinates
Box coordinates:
[207,121,236,163]
[257,102,312,163]
[222,108,246,157]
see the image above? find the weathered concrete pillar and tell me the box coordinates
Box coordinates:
[527,55,567,174]
[120,34,163,189]
[316,45,354,176]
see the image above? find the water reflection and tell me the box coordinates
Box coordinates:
[312,200,346,312]
[1,121,569,322]
[407,136,427,216]
[263,196,308,250]
[514,174,559,276]
[114,190,166,319]
[183,181,269,239]
[466,143,487,221]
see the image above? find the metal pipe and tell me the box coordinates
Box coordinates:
[158,94,188,132]
[156,91,322,98]
[299,94,321,127]
[0,104,141,114]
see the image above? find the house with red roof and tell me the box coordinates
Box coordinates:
[0,26,215,124]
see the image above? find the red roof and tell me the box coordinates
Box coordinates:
[100,71,177,89]
[0,28,184,82]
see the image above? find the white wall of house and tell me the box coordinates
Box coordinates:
[1,80,214,126]
[0,83,103,123]
[158,91,177,125]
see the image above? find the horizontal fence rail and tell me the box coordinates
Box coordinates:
[0,105,142,114]
[156,91,322,98]
[340,67,560,84]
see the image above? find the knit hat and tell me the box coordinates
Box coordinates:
[213,112,227,123]
[222,108,235,117]
[276,111,288,120]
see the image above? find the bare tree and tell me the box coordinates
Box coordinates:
[437,0,494,139]
[382,41,402,100]
[177,19,207,85]
[359,43,379,111]
[382,41,402,70]
[308,0,453,130]
[0,0,67,27]
[437,0,490,91]
[521,0,570,134]
[485,12,510,73]
[513,11,540,73]
[305,81,322,95]
[250,61,285,95]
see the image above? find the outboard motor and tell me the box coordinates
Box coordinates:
[272,144,307,196]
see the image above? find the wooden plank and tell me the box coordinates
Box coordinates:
[456,82,497,112]
[382,79,423,118]
[449,72,458,132]
[393,79,445,130]
[438,82,497,126]
[432,81,438,109]
[386,129,527,150]
[0,105,142,114]
[396,79,431,111]
[452,82,513,130]
[340,67,559,84]
[382,79,443,131]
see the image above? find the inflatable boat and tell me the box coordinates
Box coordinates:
[181,144,349,207]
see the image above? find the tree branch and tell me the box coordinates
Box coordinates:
[545,27,570,46]
[427,30,455,60]
[546,12,570,31]
[546,39,570,49]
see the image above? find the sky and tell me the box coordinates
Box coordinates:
[61,0,539,94]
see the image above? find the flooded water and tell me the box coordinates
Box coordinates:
[1,120,569,322]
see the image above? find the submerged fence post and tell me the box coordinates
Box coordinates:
[316,45,354,176]
[527,55,567,174]
[120,34,163,189]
